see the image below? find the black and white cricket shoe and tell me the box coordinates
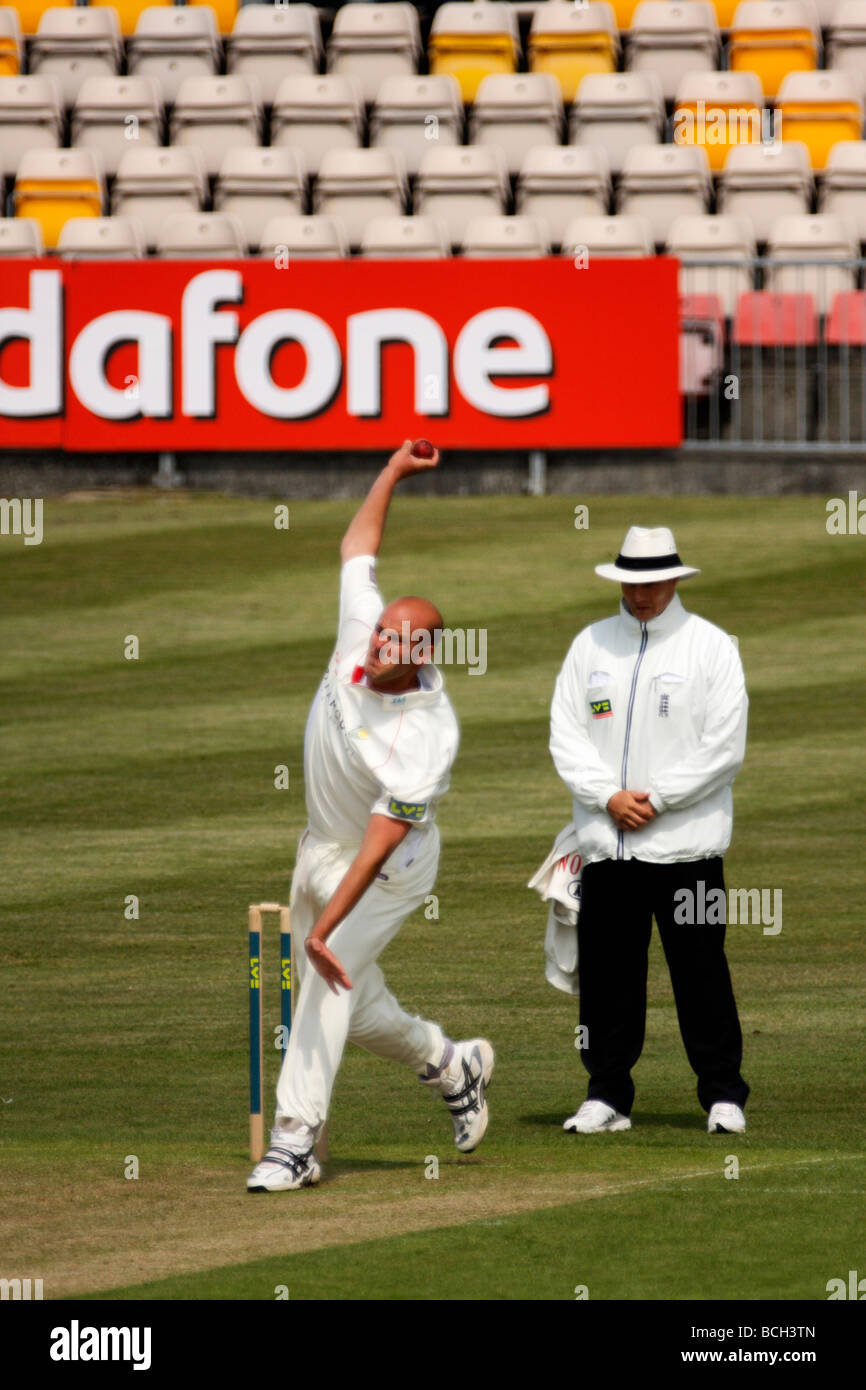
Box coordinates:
[247,1133,321,1193]
[426,1038,495,1153]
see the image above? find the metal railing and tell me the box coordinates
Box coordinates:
[679,257,866,452]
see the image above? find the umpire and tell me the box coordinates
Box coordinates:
[549,526,750,1135]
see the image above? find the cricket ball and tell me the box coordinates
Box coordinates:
[411,439,435,459]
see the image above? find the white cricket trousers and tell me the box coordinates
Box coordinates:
[274,825,446,1140]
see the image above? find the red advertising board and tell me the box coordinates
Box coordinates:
[0,258,681,451]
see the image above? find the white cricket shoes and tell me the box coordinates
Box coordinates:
[247,1130,321,1192]
[423,1038,495,1153]
[563,1100,632,1133]
[707,1102,746,1134]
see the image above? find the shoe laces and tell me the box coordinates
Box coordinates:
[442,1057,483,1118]
[262,1143,312,1177]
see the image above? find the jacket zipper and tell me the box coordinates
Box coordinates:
[618,623,649,861]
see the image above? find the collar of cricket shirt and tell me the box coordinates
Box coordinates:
[352,662,444,710]
[619,593,689,635]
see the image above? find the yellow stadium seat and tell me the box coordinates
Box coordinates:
[776,71,863,170]
[608,0,644,28]
[89,0,171,40]
[727,1,818,101]
[13,148,103,249]
[673,71,764,172]
[0,7,21,75]
[528,1,619,104]
[11,0,71,36]
[187,0,238,37]
[428,2,519,104]
[708,0,741,27]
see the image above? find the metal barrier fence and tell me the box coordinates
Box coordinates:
[679,258,866,452]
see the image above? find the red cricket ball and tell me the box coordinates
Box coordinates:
[411,439,435,459]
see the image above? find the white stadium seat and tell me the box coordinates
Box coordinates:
[562,213,654,259]
[29,7,122,106]
[626,2,719,104]
[766,214,858,314]
[312,146,407,251]
[259,213,348,260]
[569,72,664,176]
[516,146,612,249]
[717,142,813,245]
[360,214,449,258]
[469,72,563,177]
[226,3,323,106]
[616,145,712,247]
[0,74,62,175]
[213,146,307,252]
[271,74,363,177]
[818,141,866,244]
[170,74,264,178]
[326,2,421,106]
[71,75,163,179]
[155,210,245,259]
[112,145,206,252]
[461,214,551,257]
[128,7,220,107]
[666,214,756,317]
[369,74,463,179]
[414,144,510,251]
[0,215,43,256]
[57,214,145,258]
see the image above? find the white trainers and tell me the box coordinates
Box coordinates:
[707,1102,746,1134]
[422,1039,495,1153]
[563,1100,632,1133]
[247,1129,321,1193]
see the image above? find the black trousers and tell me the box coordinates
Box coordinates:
[577,856,749,1116]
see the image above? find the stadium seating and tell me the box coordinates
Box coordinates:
[71,76,163,179]
[187,0,238,37]
[666,215,756,316]
[528,2,620,104]
[57,214,145,257]
[516,146,612,248]
[259,213,347,259]
[461,214,551,257]
[826,0,866,74]
[0,74,62,174]
[818,141,866,243]
[155,210,244,257]
[776,71,864,171]
[213,146,307,252]
[717,142,813,243]
[170,75,264,177]
[733,290,818,345]
[327,3,421,106]
[29,7,123,107]
[414,144,509,249]
[0,214,42,255]
[616,145,712,247]
[626,2,720,104]
[10,0,70,38]
[127,8,220,106]
[360,214,449,258]
[271,74,363,177]
[0,7,22,77]
[562,213,654,258]
[312,147,407,250]
[673,72,764,172]
[369,75,463,178]
[428,3,520,103]
[469,73,563,176]
[89,0,170,40]
[727,1,820,101]
[679,294,725,398]
[570,73,665,175]
[826,289,866,343]
[13,147,104,248]
[226,4,323,105]
[112,145,206,251]
[765,214,858,313]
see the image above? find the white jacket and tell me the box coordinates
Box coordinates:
[550,594,748,864]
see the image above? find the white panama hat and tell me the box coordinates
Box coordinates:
[595,526,700,584]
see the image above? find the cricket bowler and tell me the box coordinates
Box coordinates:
[247,440,494,1192]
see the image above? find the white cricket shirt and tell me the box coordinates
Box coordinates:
[303,554,459,844]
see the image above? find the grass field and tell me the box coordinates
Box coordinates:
[1,490,864,1302]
